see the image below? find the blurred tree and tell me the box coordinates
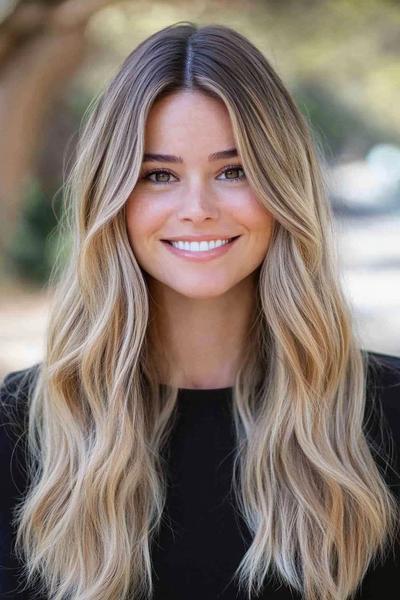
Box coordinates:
[6,176,63,283]
[0,0,119,277]
[292,80,400,162]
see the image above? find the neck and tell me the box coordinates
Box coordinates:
[148,275,257,389]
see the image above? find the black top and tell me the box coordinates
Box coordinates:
[1,350,400,599]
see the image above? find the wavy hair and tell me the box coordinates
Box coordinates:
[13,21,399,600]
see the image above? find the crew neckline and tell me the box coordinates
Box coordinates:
[177,386,233,400]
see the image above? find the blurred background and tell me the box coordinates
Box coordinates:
[1,0,399,379]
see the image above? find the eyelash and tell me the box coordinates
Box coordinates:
[141,164,246,185]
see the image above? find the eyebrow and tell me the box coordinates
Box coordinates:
[142,147,238,163]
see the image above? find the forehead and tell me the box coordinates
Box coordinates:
[144,90,235,149]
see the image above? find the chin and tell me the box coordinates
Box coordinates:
[145,271,241,299]
[169,282,237,299]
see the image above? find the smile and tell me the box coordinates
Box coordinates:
[160,236,241,261]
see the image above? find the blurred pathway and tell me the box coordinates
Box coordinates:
[0,285,52,379]
[336,211,400,357]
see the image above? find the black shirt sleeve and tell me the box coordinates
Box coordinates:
[0,364,41,599]
[356,350,400,599]
[363,350,400,502]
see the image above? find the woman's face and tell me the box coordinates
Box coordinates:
[126,90,274,299]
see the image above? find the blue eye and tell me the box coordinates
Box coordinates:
[141,164,246,185]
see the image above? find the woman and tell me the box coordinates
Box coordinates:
[1,21,400,600]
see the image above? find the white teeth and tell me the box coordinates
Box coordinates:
[170,239,231,252]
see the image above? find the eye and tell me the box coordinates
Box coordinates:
[142,169,177,185]
[217,165,246,182]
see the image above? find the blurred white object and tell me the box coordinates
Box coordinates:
[328,144,400,212]
[0,0,18,23]
[367,144,400,182]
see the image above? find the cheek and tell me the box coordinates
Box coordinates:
[234,193,274,236]
[237,200,275,265]
[125,194,167,244]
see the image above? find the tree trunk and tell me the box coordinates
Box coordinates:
[0,0,116,276]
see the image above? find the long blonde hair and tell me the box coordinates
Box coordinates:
[13,21,399,600]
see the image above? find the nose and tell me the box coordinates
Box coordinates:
[176,182,220,223]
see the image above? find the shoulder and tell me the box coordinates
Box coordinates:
[364,349,400,387]
[1,363,41,400]
[0,363,41,436]
[363,349,400,437]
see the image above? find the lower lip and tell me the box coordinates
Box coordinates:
[161,237,241,261]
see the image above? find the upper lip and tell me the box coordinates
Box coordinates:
[161,234,240,241]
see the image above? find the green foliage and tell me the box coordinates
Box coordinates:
[6,178,65,284]
[292,81,399,161]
